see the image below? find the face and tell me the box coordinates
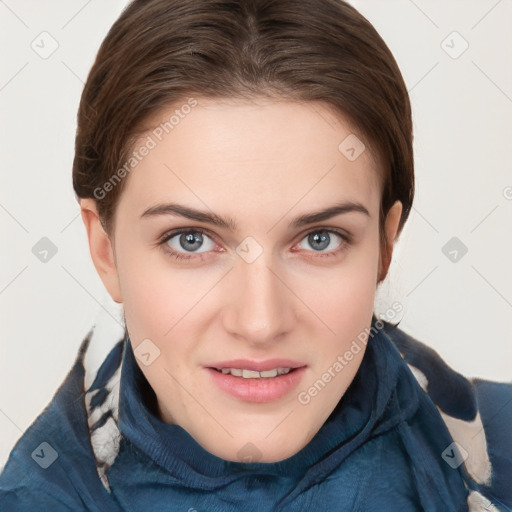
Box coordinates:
[84,96,402,463]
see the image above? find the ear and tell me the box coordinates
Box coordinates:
[378,200,403,284]
[79,198,123,303]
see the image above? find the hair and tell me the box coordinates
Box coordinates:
[72,0,414,280]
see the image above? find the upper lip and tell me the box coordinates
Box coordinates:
[206,359,307,372]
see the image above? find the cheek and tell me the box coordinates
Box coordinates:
[115,244,180,340]
[298,239,380,337]
[118,249,221,344]
[315,236,380,294]
[122,281,170,342]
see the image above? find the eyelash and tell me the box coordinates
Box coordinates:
[157,228,352,262]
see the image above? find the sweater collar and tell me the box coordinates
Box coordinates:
[116,316,415,488]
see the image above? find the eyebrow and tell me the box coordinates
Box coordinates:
[140,201,370,230]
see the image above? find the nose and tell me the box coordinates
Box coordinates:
[222,255,296,346]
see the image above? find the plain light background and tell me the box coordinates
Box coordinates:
[1,0,511,469]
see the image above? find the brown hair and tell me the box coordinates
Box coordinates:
[72,0,414,274]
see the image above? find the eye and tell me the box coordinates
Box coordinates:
[296,229,348,254]
[158,227,350,262]
[161,229,216,258]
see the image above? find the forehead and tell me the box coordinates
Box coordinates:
[118,97,381,221]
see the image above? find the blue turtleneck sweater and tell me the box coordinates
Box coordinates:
[1,319,510,511]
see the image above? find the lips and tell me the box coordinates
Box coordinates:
[205,358,307,402]
[206,358,306,372]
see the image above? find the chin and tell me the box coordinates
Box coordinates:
[202,428,311,463]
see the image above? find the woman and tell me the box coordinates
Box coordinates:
[1,0,510,510]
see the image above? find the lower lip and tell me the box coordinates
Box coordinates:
[205,367,307,403]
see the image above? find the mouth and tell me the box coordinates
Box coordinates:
[210,367,298,378]
[206,358,306,373]
[205,359,307,402]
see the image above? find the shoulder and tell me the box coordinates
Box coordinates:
[0,331,124,511]
[382,320,512,511]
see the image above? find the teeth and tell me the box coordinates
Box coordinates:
[218,367,292,378]
[241,369,260,378]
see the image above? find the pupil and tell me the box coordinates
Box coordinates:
[180,232,203,251]
[309,231,330,251]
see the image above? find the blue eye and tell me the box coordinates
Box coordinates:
[163,230,216,255]
[159,227,350,263]
[297,229,346,253]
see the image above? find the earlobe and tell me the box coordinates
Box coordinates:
[378,200,403,284]
[79,198,123,303]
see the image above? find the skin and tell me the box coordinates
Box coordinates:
[80,96,402,463]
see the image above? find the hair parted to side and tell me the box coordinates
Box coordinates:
[72,0,414,264]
